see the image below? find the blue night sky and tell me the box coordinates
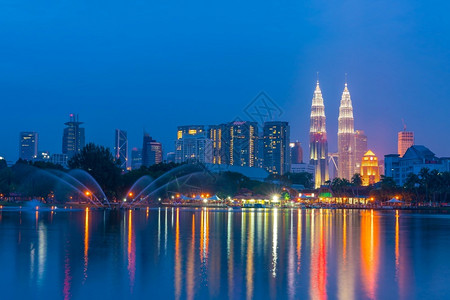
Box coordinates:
[1,0,449,161]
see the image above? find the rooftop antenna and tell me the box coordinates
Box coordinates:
[345,73,348,87]
[402,119,407,131]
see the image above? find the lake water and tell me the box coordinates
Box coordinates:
[0,207,449,299]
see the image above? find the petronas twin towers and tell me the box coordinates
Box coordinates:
[309,80,356,188]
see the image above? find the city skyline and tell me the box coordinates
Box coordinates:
[1,1,449,162]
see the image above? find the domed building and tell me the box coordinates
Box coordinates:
[360,150,380,186]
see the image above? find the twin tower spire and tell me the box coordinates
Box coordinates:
[309,78,355,188]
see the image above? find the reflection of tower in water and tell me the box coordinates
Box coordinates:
[309,209,327,300]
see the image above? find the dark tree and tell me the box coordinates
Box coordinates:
[68,143,122,199]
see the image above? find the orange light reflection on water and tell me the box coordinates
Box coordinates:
[186,214,195,300]
[309,209,327,300]
[83,208,89,282]
[360,210,379,299]
[175,208,181,300]
[127,210,136,292]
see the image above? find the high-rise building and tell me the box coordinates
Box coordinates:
[354,130,368,175]
[309,81,329,188]
[175,125,212,164]
[142,133,162,167]
[19,132,38,161]
[290,141,303,164]
[62,114,85,158]
[222,121,258,167]
[131,147,142,169]
[263,121,290,175]
[338,83,355,180]
[207,124,226,164]
[360,150,380,186]
[398,130,414,157]
[114,129,128,170]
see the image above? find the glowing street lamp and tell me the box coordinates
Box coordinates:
[128,192,134,197]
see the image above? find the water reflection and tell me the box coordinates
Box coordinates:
[360,210,380,299]
[0,208,446,299]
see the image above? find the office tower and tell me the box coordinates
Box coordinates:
[309,80,329,188]
[207,124,226,164]
[354,130,368,174]
[263,121,290,175]
[114,129,128,170]
[290,141,303,164]
[222,121,258,167]
[131,148,142,170]
[142,133,162,167]
[360,150,380,186]
[398,128,414,157]
[19,132,38,161]
[175,125,212,164]
[255,136,264,168]
[338,83,355,180]
[62,114,85,158]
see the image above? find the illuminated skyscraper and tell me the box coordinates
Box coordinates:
[309,81,329,188]
[222,121,258,167]
[338,83,355,180]
[398,130,414,157]
[175,125,212,164]
[263,121,290,175]
[354,130,368,174]
[360,150,380,186]
[142,133,162,167]
[207,124,226,164]
[19,131,38,161]
[114,129,128,170]
[62,114,85,158]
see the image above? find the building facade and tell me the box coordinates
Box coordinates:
[62,114,85,158]
[207,124,226,165]
[142,133,162,167]
[385,145,450,186]
[50,153,68,168]
[398,130,414,157]
[360,150,380,186]
[175,125,212,164]
[290,141,303,164]
[114,129,128,170]
[291,163,315,176]
[309,81,329,188]
[338,83,355,180]
[222,121,258,168]
[19,131,38,161]
[131,147,142,170]
[263,121,290,175]
[354,130,368,175]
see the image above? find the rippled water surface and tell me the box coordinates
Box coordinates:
[1,208,450,299]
